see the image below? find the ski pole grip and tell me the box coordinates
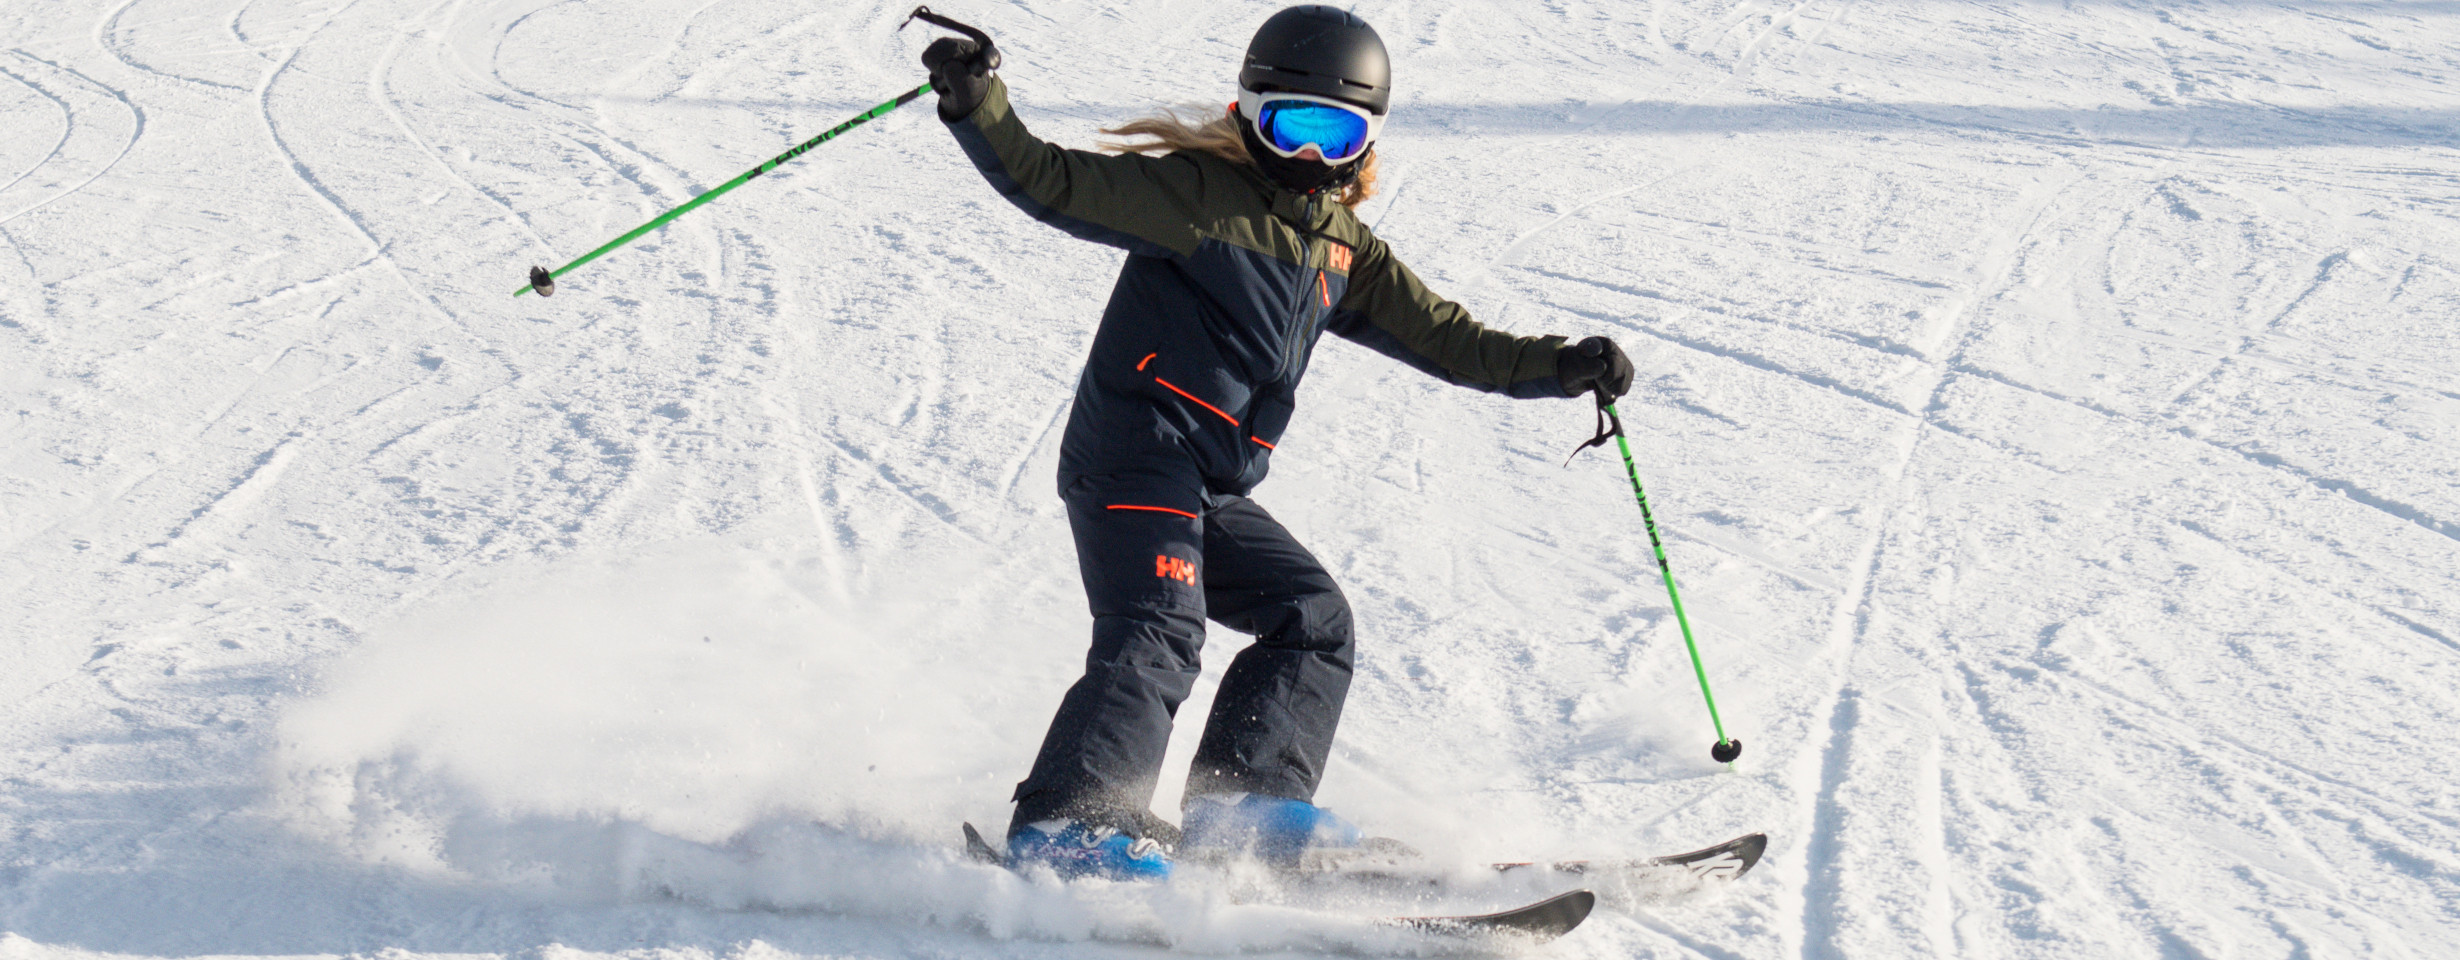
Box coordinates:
[904,7,1000,70]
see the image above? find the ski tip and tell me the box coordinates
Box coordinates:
[528,265,555,298]
[961,822,1005,866]
[1538,889,1597,935]
[1648,831,1770,883]
[1398,889,1595,942]
[1730,832,1768,875]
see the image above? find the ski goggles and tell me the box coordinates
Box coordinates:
[1238,89,1385,164]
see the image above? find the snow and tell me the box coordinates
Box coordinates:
[4,0,2458,956]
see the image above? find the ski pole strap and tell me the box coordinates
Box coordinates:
[1562,396,1623,466]
[903,6,1000,69]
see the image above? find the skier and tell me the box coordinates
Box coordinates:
[922,6,1636,881]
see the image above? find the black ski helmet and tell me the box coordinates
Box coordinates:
[1241,6,1391,116]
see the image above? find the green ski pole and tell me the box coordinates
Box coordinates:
[513,82,931,298]
[1585,400,1741,766]
[515,7,998,298]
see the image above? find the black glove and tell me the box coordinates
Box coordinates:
[922,37,997,122]
[1558,336,1634,402]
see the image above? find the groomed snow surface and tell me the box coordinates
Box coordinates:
[3,0,2457,957]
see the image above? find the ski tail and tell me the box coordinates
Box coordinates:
[961,822,1004,865]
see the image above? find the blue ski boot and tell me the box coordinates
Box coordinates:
[1005,819,1173,882]
[1180,792,1364,866]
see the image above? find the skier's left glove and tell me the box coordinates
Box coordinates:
[922,35,998,122]
[1558,336,1634,402]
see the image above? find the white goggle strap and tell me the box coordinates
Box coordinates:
[1236,89,1386,164]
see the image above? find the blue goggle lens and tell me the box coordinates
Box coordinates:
[1256,99,1373,161]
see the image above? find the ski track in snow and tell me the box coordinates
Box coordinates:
[0,61,76,203]
[4,0,2460,958]
[0,50,143,227]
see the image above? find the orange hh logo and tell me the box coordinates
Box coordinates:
[1326,242,1353,273]
[1155,554,1197,584]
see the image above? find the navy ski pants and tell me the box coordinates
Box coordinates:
[1009,485,1355,836]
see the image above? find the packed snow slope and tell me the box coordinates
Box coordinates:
[4,0,2459,956]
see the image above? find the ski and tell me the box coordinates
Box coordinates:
[960,823,1595,940]
[1499,831,1767,880]
[1496,832,1766,904]
[968,821,1762,892]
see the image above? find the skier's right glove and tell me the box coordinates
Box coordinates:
[1558,336,1635,402]
[922,35,998,122]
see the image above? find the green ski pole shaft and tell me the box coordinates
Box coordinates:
[1605,401,1740,763]
[515,82,934,298]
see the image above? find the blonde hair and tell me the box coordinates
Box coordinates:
[1100,106,1379,209]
